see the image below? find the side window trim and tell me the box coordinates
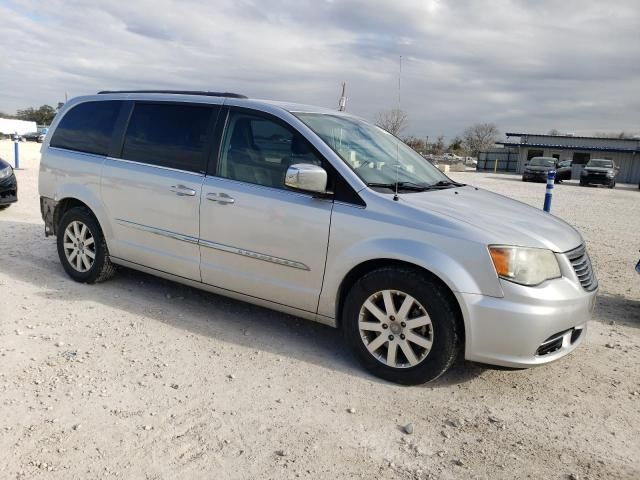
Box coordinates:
[108,101,133,158]
[205,106,229,176]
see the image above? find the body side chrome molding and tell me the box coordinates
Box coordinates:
[115,219,310,271]
[116,218,199,245]
[198,238,310,271]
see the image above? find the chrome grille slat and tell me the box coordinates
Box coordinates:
[573,260,588,270]
[565,244,598,292]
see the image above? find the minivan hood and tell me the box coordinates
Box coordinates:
[400,186,582,252]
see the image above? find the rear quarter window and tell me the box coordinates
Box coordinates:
[50,101,122,155]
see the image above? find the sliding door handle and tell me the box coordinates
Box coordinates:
[170,185,196,196]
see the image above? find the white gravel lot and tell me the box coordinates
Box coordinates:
[1,140,639,479]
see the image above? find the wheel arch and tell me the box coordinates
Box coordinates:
[335,258,465,347]
[53,196,112,241]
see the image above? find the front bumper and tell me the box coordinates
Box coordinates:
[522,172,548,182]
[581,174,614,186]
[458,251,597,368]
[0,174,18,205]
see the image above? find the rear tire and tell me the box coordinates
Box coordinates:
[0,204,10,211]
[342,267,460,385]
[56,207,116,284]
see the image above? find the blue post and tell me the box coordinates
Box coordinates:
[543,170,555,212]
[13,133,20,169]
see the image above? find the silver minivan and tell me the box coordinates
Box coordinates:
[38,91,597,384]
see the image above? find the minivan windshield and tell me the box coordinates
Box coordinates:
[587,159,613,168]
[294,113,452,190]
[529,157,556,167]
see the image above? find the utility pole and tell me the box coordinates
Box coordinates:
[338,82,347,111]
[398,56,402,108]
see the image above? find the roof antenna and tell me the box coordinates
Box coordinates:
[338,81,347,111]
[393,163,400,201]
[393,55,402,202]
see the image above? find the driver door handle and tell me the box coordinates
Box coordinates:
[170,184,196,197]
[207,192,235,205]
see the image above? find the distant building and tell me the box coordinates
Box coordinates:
[496,133,640,183]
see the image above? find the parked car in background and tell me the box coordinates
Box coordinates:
[39,91,597,384]
[23,131,46,143]
[580,159,618,188]
[522,157,571,183]
[0,157,17,210]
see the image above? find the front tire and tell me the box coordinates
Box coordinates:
[343,267,460,385]
[56,207,116,284]
[0,204,10,211]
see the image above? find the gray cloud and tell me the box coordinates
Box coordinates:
[1,0,638,138]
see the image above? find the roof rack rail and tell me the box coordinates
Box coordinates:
[97,90,248,99]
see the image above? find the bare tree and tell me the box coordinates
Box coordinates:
[548,128,561,135]
[593,131,636,139]
[402,136,426,153]
[462,123,500,157]
[431,135,446,155]
[374,108,408,136]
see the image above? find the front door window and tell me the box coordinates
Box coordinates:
[218,112,323,189]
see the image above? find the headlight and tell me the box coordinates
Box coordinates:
[0,165,13,180]
[606,172,614,178]
[489,246,561,286]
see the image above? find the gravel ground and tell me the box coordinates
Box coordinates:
[1,140,638,480]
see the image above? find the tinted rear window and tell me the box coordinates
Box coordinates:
[121,103,215,172]
[50,101,121,155]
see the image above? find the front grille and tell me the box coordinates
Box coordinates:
[566,245,598,291]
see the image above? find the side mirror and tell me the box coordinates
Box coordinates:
[285,163,328,194]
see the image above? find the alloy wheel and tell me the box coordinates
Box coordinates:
[358,290,434,368]
[63,221,96,273]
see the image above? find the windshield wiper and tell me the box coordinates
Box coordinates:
[427,180,466,188]
[367,181,428,191]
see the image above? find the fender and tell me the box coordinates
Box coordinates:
[54,182,113,241]
[317,236,504,320]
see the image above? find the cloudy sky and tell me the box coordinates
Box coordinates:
[1,0,638,138]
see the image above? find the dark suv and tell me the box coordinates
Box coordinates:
[522,157,572,183]
[580,159,617,188]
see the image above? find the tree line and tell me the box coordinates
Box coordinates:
[374,108,499,157]
[0,103,64,126]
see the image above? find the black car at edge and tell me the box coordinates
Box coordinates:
[0,157,18,210]
[522,156,572,183]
